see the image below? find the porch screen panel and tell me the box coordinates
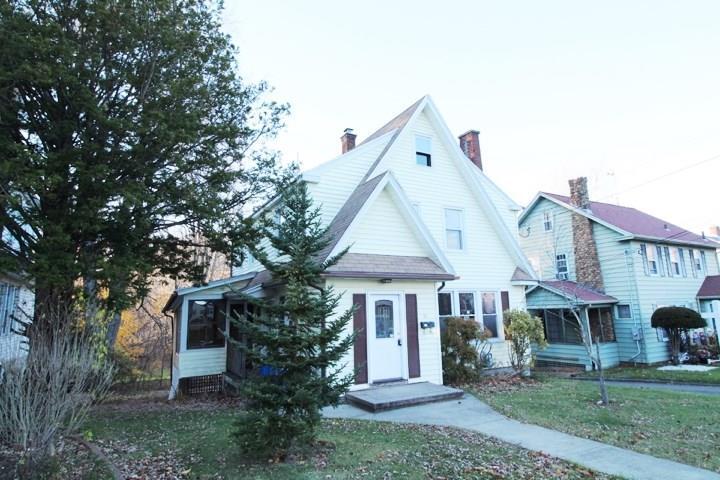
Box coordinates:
[588,307,616,343]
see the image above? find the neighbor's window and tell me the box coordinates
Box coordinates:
[415,135,431,167]
[616,304,631,319]
[543,211,553,232]
[555,254,569,280]
[458,292,476,321]
[642,244,658,275]
[538,308,582,344]
[0,283,19,336]
[668,247,681,276]
[691,249,703,273]
[588,307,616,343]
[678,248,687,277]
[444,208,464,250]
[481,292,498,338]
[187,300,226,349]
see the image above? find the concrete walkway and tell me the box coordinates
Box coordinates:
[323,394,720,480]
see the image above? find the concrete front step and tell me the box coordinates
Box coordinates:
[346,382,463,412]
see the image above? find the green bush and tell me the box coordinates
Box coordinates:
[441,317,490,385]
[651,306,705,329]
[504,309,547,373]
[651,306,706,365]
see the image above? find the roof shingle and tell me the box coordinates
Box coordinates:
[543,193,718,248]
[698,275,720,299]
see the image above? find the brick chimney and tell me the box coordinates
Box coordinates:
[340,128,356,154]
[709,225,720,237]
[567,177,605,292]
[459,130,482,170]
[568,177,591,210]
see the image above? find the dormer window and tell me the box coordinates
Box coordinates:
[415,135,431,167]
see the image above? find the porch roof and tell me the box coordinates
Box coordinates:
[323,253,456,281]
[698,275,720,299]
[528,280,618,307]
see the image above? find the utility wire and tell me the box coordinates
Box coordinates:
[597,151,720,201]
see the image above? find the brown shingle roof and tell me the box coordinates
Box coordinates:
[698,275,720,299]
[324,253,455,280]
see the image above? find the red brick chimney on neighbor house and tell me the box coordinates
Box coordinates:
[709,225,720,238]
[459,130,483,171]
[568,177,605,292]
[341,128,356,154]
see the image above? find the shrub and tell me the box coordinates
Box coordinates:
[441,317,490,385]
[0,306,115,479]
[651,306,706,365]
[504,309,547,374]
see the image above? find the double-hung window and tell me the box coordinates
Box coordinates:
[437,292,453,329]
[481,292,499,338]
[543,211,553,232]
[458,292,476,321]
[555,254,568,280]
[668,247,681,276]
[444,208,464,250]
[643,244,658,275]
[691,249,703,274]
[415,135,431,167]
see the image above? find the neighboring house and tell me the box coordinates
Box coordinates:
[0,272,34,364]
[697,275,720,337]
[707,225,720,267]
[519,177,720,370]
[163,95,536,397]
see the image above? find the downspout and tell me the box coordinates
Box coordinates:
[625,249,643,363]
[437,281,446,292]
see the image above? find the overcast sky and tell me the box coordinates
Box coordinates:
[222,1,720,234]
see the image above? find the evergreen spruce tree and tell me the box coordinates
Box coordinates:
[230,181,356,459]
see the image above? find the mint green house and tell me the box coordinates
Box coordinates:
[518,177,720,369]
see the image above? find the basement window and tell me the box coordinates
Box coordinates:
[415,135,431,166]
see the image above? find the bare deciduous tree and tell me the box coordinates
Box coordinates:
[0,304,115,478]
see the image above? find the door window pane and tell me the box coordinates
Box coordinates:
[481,292,498,337]
[375,300,394,338]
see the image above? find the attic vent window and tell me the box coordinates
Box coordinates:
[415,135,431,167]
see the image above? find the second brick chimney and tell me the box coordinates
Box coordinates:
[459,130,483,171]
[568,177,605,292]
[340,128,356,154]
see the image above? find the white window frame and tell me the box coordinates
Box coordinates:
[669,247,681,277]
[555,253,569,280]
[415,135,432,167]
[457,291,476,321]
[692,249,703,273]
[645,244,659,276]
[543,211,553,232]
[437,290,504,340]
[615,304,632,319]
[444,208,465,251]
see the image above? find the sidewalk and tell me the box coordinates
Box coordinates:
[323,394,720,480]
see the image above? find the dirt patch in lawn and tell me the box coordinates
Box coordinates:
[466,374,542,394]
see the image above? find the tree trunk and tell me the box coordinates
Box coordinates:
[595,342,609,405]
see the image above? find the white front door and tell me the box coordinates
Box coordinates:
[368,294,404,382]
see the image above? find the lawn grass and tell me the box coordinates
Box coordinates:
[579,365,720,385]
[472,377,720,473]
[82,402,618,479]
